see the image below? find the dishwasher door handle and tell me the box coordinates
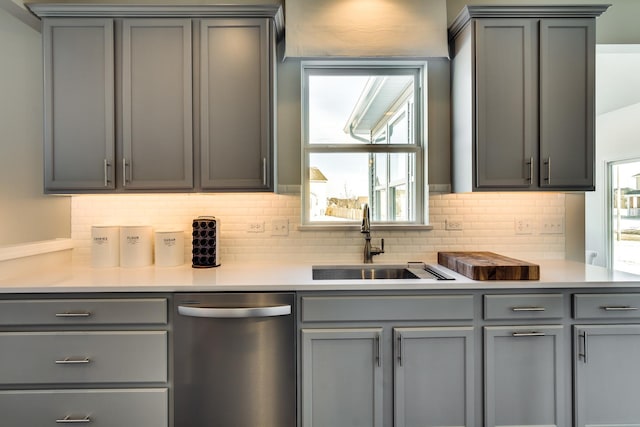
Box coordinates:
[178,304,291,318]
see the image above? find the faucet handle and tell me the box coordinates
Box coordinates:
[371,238,385,256]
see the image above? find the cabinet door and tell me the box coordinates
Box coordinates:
[200,18,272,190]
[43,19,115,191]
[574,325,640,427]
[122,19,193,190]
[485,325,565,427]
[474,19,537,189]
[394,327,474,427]
[539,19,595,190]
[301,328,383,427]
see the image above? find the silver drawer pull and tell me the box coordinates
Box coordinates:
[55,357,91,365]
[601,306,638,311]
[512,306,546,312]
[512,332,546,337]
[55,312,92,318]
[56,415,92,424]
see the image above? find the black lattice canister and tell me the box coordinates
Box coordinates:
[192,216,220,268]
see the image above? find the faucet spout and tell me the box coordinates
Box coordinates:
[361,203,384,263]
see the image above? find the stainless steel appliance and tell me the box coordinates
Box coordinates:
[173,293,295,427]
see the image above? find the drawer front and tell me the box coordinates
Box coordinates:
[0,388,167,427]
[301,295,474,322]
[574,294,640,319]
[484,294,564,320]
[0,298,167,326]
[0,331,167,385]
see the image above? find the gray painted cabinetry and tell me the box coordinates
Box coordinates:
[449,6,608,192]
[0,297,169,427]
[574,294,640,427]
[299,295,475,427]
[36,6,281,193]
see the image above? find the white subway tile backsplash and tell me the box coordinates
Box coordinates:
[70,192,567,264]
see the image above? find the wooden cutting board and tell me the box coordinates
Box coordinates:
[437,251,540,281]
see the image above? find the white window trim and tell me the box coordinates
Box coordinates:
[300,60,430,229]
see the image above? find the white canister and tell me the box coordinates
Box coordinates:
[119,226,153,268]
[155,231,185,267]
[91,226,120,268]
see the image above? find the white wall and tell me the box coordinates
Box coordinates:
[0,8,70,246]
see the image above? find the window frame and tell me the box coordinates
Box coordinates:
[300,60,429,229]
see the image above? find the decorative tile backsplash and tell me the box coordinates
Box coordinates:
[71,191,566,265]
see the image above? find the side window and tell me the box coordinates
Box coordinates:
[610,159,640,274]
[302,63,426,226]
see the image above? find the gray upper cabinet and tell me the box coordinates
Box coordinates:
[43,19,115,191]
[121,19,193,190]
[199,18,273,191]
[34,5,282,193]
[449,5,609,192]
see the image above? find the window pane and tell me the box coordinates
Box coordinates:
[611,160,640,275]
[308,153,370,222]
[389,153,408,183]
[374,153,387,188]
[388,111,409,144]
[308,73,415,145]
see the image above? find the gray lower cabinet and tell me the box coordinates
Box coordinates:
[574,325,640,427]
[0,296,169,427]
[121,19,193,190]
[199,18,273,191]
[394,327,474,427]
[484,325,565,427]
[449,6,608,192]
[42,18,115,191]
[299,294,476,427]
[0,389,168,427]
[301,328,383,427]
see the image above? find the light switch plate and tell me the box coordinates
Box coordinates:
[272,218,289,236]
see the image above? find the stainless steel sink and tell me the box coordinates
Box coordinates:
[312,263,455,281]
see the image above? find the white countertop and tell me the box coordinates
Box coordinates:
[1,258,639,293]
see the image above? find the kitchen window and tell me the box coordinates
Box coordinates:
[301,62,426,227]
[610,159,640,275]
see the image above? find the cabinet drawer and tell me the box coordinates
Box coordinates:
[0,331,167,385]
[574,294,640,319]
[301,295,474,322]
[0,298,167,326]
[0,388,167,427]
[484,294,564,320]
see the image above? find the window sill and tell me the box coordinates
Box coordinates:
[298,224,434,232]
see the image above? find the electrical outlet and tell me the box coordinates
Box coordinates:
[541,216,564,234]
[515,217,534,234]
[247,222,265,233]
[272,218,289,236]
[445,219,463,230]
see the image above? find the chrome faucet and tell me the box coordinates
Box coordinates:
[361,203,384,263]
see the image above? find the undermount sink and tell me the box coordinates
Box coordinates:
[312,264,455,281]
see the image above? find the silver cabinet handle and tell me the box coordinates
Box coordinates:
[262,157,267,186]
[526,157,533,183]
[397,334,403,367]
[56,415,92,424]
[103,159,110,187]
[544,157,551,183]
[122,158,127,186]
[55,357,91,364]
[512,306,546,312]
[512,332,546,337]
[375,333,382,367]
[601,306,638,311]
[178,304,291,318]
[55,312,91,318]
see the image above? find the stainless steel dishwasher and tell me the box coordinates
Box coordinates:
[173,293,295,427]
